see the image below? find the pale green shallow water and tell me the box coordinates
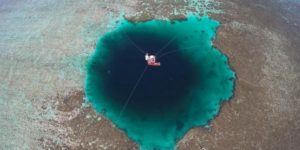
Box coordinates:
[85,15,235,150]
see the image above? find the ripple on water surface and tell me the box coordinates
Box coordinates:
[85,15,236,150]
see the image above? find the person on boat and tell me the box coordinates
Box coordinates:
[145,53,161,66]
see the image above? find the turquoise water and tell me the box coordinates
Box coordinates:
[85,15,235,150]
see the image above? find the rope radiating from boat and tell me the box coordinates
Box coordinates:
[123,33,146,54]
[155,35,178,56]
[118,65,148,120]
[157,45,203,58]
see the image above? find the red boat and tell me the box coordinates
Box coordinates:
[145,53,161,67]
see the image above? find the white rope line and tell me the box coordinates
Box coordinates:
[157,45,202,58]
[157,50,180,58]
[117,66,148,120]
[155,35,178,55]
[123,33,145,54]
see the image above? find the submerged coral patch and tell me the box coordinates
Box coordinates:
[85,15,235,150]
